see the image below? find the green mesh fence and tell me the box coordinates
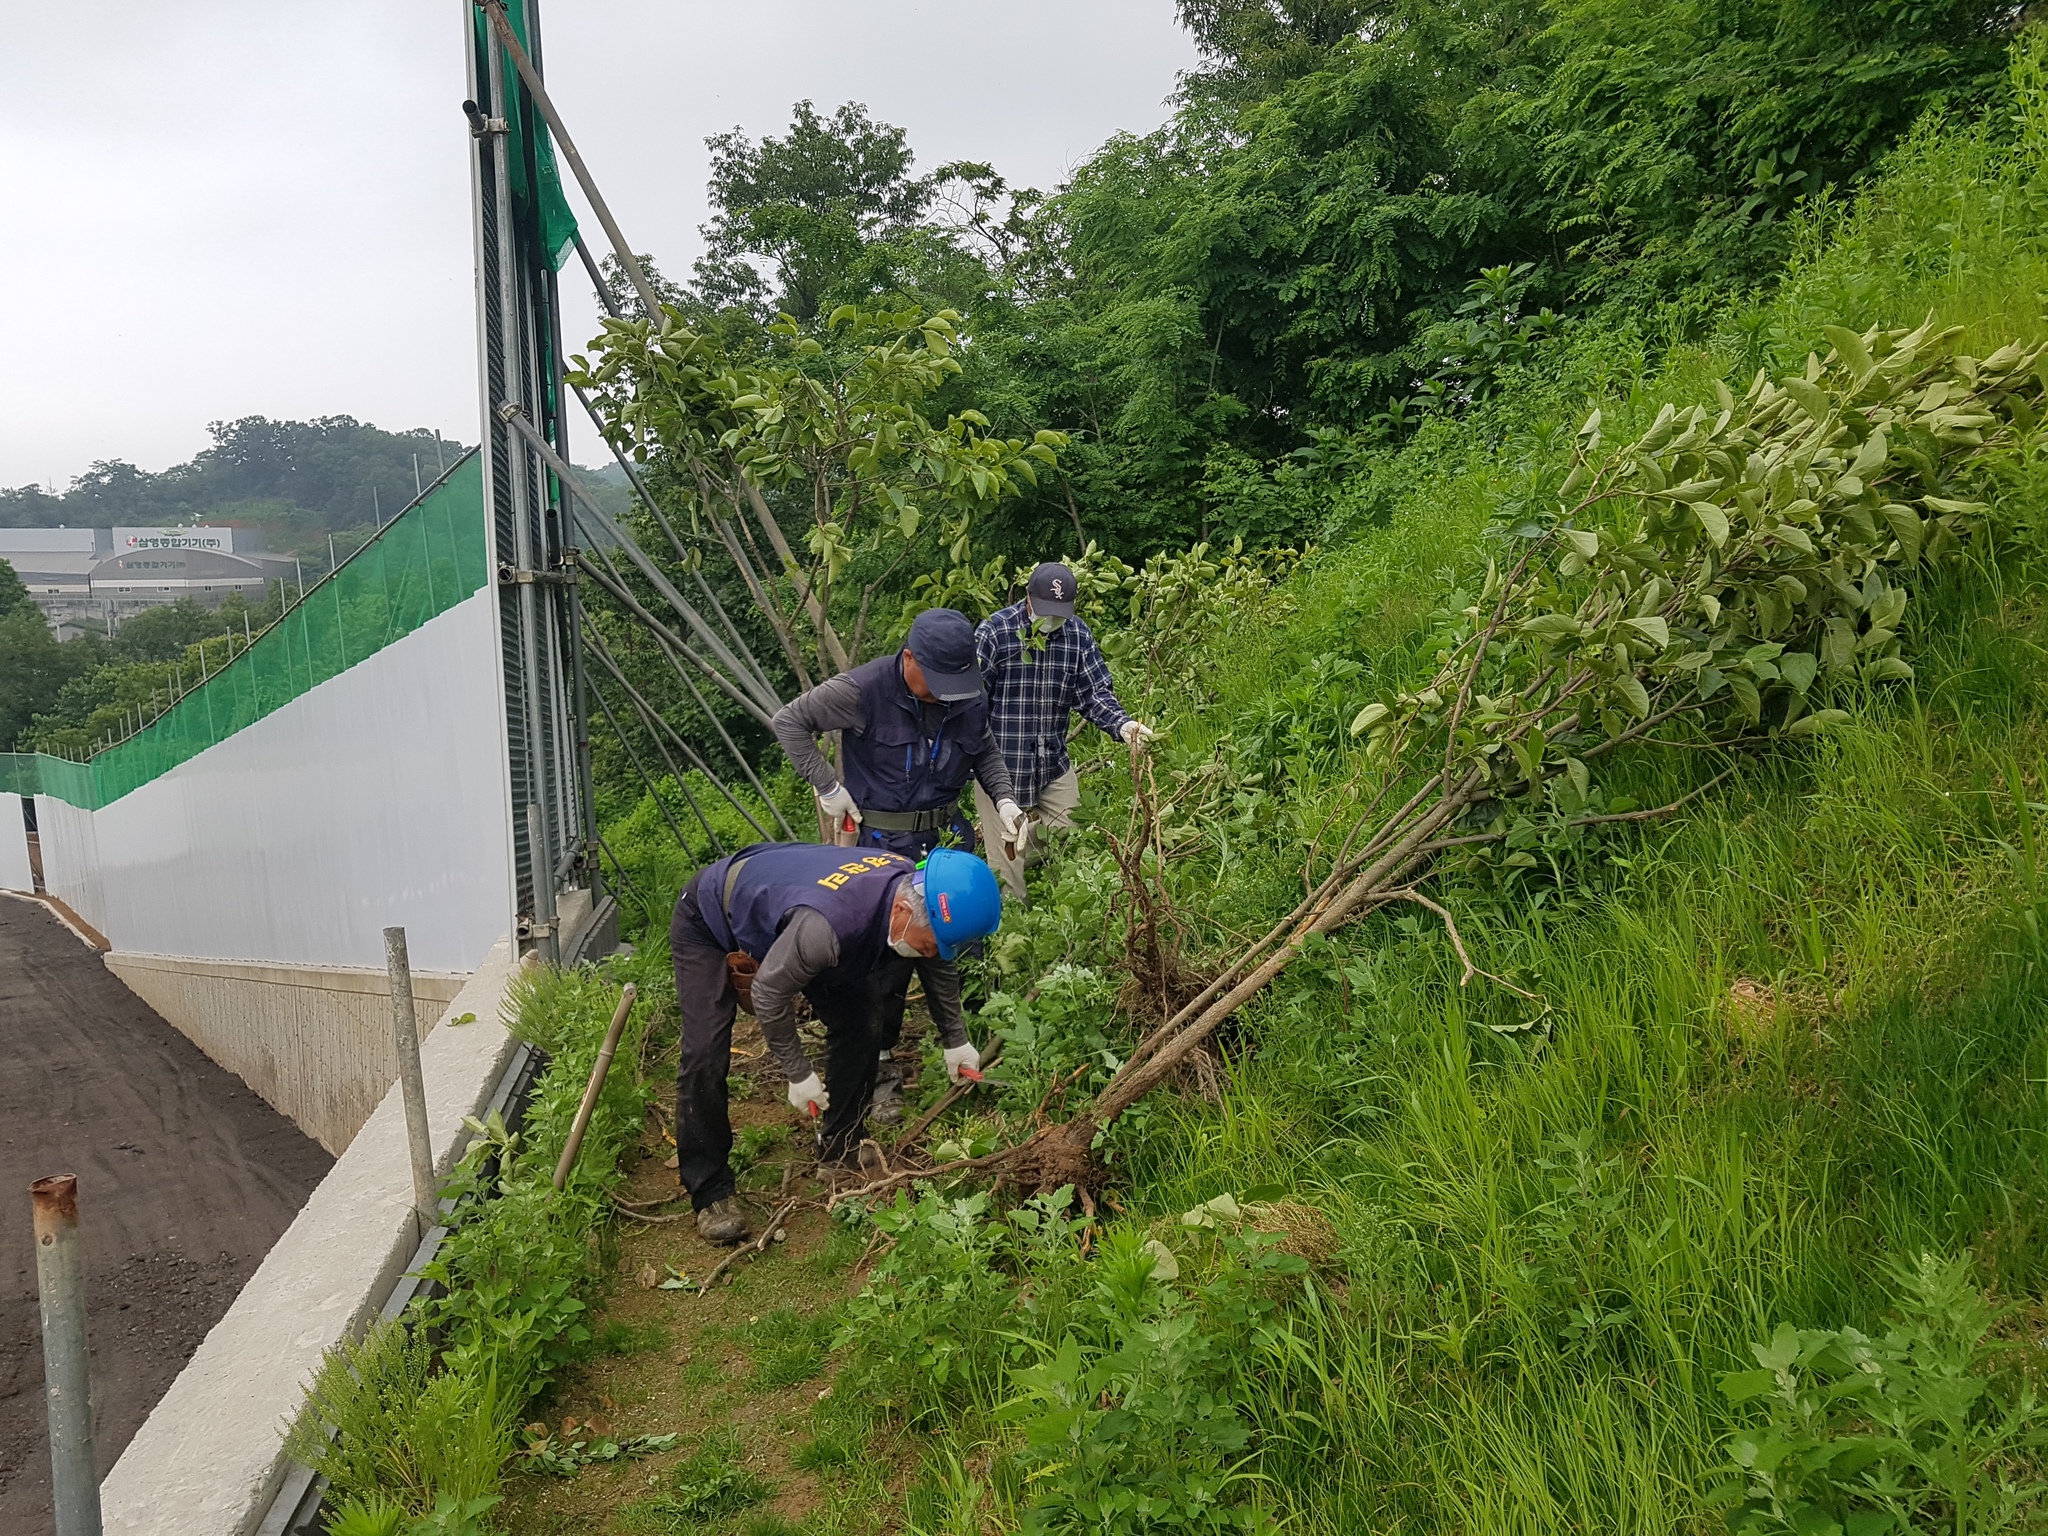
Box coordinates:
[1,451,488,810]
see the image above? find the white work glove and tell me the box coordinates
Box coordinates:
[995,797,1028,846]
[816,783,861,826]
[786,1072,829,1118]
[943,1041,982,1084]
[1121,720,1156,747]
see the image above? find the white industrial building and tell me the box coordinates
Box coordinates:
[0,525,296,633]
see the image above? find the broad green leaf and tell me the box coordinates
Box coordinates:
[1624,616,1670,648]
[1349,702,1391,737]
[1613,673,1651,718]
[1719,1368,1778,1403]
[1782,376,1830,421]
[1786,709,1852,736]
[1779,651,1817,693]
[1727,674,1761,721]
[1693,501,1730,547]
[1563,527,1600,559]
[1822,324,1874,379]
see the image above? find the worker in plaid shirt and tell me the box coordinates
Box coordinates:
[974,561,1155,899]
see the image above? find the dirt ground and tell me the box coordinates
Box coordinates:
[495,1017,939,1536]
[0,895,333,1536]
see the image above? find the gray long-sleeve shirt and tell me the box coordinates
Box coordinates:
[751,898,968,1081]
[771,670,1016,804]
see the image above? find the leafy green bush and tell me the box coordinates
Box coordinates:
[1715,1254,2048,1535]
[288,967,653,1525]
[998,1225,1303,1534]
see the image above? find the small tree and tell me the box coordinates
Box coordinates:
[571,303,1064,684]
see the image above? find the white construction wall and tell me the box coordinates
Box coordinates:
[47,590,511,975]
[0,792,30,892]
[31,589,516,1148]
[36,791,105,932]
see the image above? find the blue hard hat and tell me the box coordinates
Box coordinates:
[915,847,1003,960]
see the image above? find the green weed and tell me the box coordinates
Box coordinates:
[615,1434,770,1533]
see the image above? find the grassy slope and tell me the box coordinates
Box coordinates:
[522,51,2048,1536]
[1082,70,2048,1533]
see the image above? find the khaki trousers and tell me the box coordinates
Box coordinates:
[975,767,1081,900]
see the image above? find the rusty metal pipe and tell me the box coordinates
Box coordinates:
[553,983,637,1191]
[31,1174,102,1536]
[383,927,438,1231]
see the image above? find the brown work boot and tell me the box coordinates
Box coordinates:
[695,1197,751,1246]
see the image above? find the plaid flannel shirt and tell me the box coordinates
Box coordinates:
[975,599,1132,807]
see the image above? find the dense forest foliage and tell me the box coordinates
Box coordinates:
[601,0,2018,568]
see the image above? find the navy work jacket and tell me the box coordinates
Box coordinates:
[695,842,911,983]
[840,653,989,818]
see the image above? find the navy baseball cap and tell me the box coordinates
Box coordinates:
[906,608,982,701]
[1027,561,1078,618]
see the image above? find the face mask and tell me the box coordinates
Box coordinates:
[889,881,926,956]
[1032,614,1066,633]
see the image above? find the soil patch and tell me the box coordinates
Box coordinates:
[0,896,333,1535]
[496,1020,926,1536]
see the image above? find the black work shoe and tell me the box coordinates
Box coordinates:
[870,1053,905,1125]
[695,1197,750,1245]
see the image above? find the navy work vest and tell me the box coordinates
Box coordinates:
[695,842,912,982]
[840,654,988,818]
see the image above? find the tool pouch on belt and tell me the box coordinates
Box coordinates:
[725,952,758,1013]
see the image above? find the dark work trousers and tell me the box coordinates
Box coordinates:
[670,890,908,1205]
[856,822,966,1057]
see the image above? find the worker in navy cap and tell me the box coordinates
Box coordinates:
[974,561,1153,900]
[770,607,1026,1120]
[671,842,1003,1243]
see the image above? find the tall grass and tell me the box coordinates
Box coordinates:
[819,32,2048,1536]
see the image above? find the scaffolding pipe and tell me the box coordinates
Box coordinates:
[478,1,666,322]
[590,677,723,855]
[31,1174,102,1536]
[575,544,776,728]
[585,633,770,839]
[504,409,780,714]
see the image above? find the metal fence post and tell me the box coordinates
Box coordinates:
[31,1174,103,1536]
[382,927,438,1232]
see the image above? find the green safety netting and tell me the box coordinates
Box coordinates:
[476,0,580,271]
[1,452,489,811]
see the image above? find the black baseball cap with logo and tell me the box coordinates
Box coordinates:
[1027,561,1078,619]
[906,608,983,701]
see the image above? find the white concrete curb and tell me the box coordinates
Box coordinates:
[97,936,528,1536]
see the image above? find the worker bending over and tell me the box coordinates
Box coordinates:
[670,842,1002,1244]
[770,607,1025,1120]
[974,562,1154,899]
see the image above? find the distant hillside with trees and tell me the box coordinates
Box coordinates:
[0,417,473,553]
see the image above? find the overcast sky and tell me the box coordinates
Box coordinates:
[1,2,1199,490]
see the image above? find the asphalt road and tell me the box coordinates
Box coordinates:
[0,895,332,1535]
